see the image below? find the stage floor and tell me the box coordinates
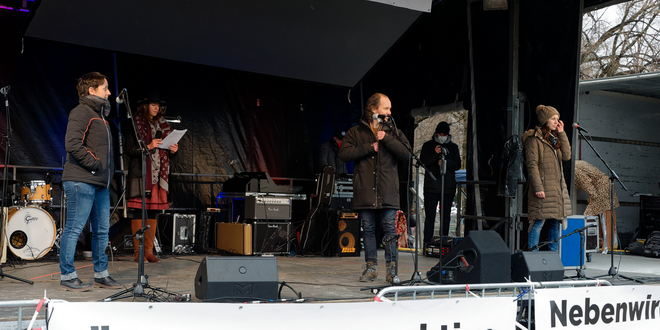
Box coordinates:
[1,250,659,303]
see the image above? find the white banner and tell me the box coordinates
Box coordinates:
[48,297,516,330]
[535,285,660,330]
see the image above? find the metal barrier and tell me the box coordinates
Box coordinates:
[0,299,67,330]
[374,280,611,330]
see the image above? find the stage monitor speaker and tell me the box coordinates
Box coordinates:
[194,256,278,301]
[428,230,510,284]
[511,251,564,282]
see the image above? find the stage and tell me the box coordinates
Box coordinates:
[1,250,660,303]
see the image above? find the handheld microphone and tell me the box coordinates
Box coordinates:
[115,88,127,104]
[572,122,589,134]
[154,131,163,139]
[371,113,391,121]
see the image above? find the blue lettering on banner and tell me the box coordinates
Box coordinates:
[550,294,660,327]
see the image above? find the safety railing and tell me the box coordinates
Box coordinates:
[374,280,611,330]
[0,299,66,330]
[374,279,610,302]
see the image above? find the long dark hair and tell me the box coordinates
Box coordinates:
[136,101,166,121]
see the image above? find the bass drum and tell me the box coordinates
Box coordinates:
[6,206,56,260]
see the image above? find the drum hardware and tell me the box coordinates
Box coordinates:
[53,227,63,250]
[0,86,33,285]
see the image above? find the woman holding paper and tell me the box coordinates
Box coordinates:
[125,96,178,262]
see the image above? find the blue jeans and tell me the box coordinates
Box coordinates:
[59,181,110,280]
[528,219,560,251]
[359,208,398,263]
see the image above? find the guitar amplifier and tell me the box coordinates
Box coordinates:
[253,222,290,255]
[216,222,253,255]
[245,196,292,220]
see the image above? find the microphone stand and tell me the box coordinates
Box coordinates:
[576,128,642,284]
[436,151,447,274]
[384,118,436,286]
[105,90,186,301]
[0,86,33,285]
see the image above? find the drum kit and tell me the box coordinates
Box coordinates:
[2,179,58,261]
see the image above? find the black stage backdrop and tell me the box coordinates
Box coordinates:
[6,38,358,209]
[4,0,584,226]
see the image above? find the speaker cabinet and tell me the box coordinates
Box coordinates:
[428,231,510,284]
[318,210,361,257]
[511,251,564,282]
[336,212,361,257]
[194,256,278,301]
[253,222,290,255]
[640,196,660,239]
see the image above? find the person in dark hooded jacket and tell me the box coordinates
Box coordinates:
[420,121,460,245]
[339,93,410,284]
[59,72,120,291]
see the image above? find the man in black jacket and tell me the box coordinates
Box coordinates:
[420,121,460,245]
[318,129,347,175]
[59,72,120,290]
[339,93,410,284]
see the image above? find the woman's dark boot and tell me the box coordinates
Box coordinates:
[144,219,160,263]
[131,219,148,263]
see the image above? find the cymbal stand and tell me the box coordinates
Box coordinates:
[0,85,33,285]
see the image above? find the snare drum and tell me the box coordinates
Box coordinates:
[20,180,52,205]
[6,206,56,260]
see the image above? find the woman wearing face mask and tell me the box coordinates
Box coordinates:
[522,105,572,251]
[420,121,461,246]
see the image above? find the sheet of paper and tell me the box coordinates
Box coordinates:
[158,129,187,149]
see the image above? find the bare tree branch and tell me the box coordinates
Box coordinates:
[581,0,660,79]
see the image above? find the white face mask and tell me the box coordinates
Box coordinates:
[434,135,448,144]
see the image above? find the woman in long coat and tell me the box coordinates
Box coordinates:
[523,105,572,251]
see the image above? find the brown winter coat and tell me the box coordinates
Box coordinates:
[523,128,572,227]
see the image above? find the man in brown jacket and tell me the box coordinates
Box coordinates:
[339,93,411,284]
[523,105,572,251]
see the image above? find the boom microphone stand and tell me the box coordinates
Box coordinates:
[105,89,185,301]
[0,86,33,285]
[576,127,642,284]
